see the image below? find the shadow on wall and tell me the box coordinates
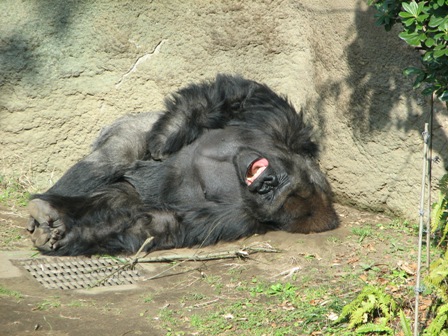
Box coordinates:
[310,1,448,172]
[0,1,79,111]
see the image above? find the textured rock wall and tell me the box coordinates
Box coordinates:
[1,0,447,219]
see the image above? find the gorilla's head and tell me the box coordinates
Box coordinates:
[234,147,337,233]
[191,126,339,234]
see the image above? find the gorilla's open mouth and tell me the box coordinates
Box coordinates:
[246,158,269,185]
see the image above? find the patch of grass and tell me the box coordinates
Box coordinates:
[379,218,418,235]
[327,236,342,244]
[189,293,346,335]
[351,227,372,242]
[34,297,61,311]
[0,174,32,207]
[181,292,207,303]
[141,294,154,303]
[203,274,224,294]
[158,308,187,335]
[160,279,349,335]
[1,226,24,248]
[0,285,23,299]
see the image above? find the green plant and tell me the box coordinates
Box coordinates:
[141,294,154,303]
[0,285,22,299]
[34,297,61,311]
[351,227,372,242]
[422,175,448,334]
[425,249,448,299]
[336,285,397,333]
[266,282,298,302]
[400,309,413,336]
[0,174,31,207]
[423,303,448,335]
[432,174,448,246]
[369,0,448,104]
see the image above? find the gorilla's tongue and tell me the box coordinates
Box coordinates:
[246,158,269,185]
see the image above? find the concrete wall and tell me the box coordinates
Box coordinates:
[1,0,447,219]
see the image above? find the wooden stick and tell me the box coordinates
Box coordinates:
[136,245,280,263]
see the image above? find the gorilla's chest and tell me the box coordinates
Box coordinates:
[171,128,247,205]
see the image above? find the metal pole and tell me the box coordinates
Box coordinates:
[414,123,429,336]
[426,94,434,268]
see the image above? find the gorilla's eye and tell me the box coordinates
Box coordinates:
[246,158,269,185]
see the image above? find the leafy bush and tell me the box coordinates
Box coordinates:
[369,0,448,104]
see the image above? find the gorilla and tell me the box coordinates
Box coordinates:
[27,74,339,256]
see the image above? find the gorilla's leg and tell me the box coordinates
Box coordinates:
[29,182,180,256]
[28,112,160,248]
[48,112,159,196]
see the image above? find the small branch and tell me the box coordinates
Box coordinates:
[137,244,280,264]
[88,242,280,287]
[131,236,154,265]
[187,298,220,309]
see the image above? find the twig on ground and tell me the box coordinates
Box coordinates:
[89,242,281,287]
[187,298,220,309]
[137,243,280,263]
[130,236,154,265]
[276,266,302,278]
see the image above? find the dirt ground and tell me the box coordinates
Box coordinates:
[0,204,418,335]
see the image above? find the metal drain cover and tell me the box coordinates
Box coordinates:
[14,257,144,290]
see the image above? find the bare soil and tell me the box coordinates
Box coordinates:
[0,204,418,335]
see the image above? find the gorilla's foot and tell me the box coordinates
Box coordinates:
[27,199,67,252]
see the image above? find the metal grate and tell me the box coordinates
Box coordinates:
[14,257,144,290]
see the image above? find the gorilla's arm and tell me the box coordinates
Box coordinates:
[47,112,158,196]
[147,74,254,160]
[148,74,318,160]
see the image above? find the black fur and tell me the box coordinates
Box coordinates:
[27,74,339,256]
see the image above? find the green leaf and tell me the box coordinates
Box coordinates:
[399,11,415,19]
[402,1,419,17]
[417,2,427,14]
[403,66,424,76]
[417,13,429,23]
[413,72,426,88]
[399,31,422,46]
[429,15,447,28]
[356,323,394,334]
[403,17,416,26]
[439,91,448,101]
[434,48,446,58]
[422,86,436,96]
[423,51,433,62]
[425,38,435,47]
[399,310,413,336]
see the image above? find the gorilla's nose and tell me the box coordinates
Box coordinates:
[248,171,279,194]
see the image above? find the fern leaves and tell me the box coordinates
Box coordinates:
[337,286,396,333]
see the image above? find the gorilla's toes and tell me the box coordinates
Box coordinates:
[28,218,67,252]
[27,199,67,251]
[30,223,51,247]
